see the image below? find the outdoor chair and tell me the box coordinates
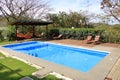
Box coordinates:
[53,34,63,39]
[88,35,100,44]
[84,35,92,43]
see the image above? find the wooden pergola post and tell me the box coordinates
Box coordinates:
[15,25,18,40]
[46,25,48,38]
[32,25,35,37]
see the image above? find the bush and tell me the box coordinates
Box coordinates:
[2,25,16,41]
[48,28,104,40]
[101,29,120,43]
[96,26,120,44]
[40,75,62,80]
[54,25,120,44]
[0,30,4,41]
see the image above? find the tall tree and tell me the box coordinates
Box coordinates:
[46,11,90,28]
[101,0,120,23]
[0,0,52,23]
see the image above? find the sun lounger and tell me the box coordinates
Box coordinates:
[88,35,100,44]
[84,36,92,43]
[53,34,63,39]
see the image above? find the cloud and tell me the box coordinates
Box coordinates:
[48,0,103,14]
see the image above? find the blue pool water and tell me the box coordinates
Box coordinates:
[3,41,108,72]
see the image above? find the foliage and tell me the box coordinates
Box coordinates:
[48,28,104,40]
[97,26,120,43]
[101,0,120,22]
[0,30,4,41]
[0,41,16,46]
[1,24,53,41]
[40,75,62,80]
[46,11,94,28]
[0,53,37,80]
[2,25,16,41]
[49,26,120,44]
[112,24,120,33]
[0,0,52,23]
[102,29,120,43]
[94,14,111,24]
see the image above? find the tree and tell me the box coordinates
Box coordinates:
[101,0,120,23]
[46,13,60,27]
[0,0,52,23]
[95,14,111,24]
[46,11,90,28]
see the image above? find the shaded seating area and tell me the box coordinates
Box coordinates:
[11,20,53,40]
[17,32,33,39]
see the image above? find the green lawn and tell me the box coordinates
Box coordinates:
[0,53,37,80]
[0,52,61,80]
[0,40,16,46]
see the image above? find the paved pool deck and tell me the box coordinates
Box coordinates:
[0,39,120,80]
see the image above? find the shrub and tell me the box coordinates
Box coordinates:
[48,28,104,40]
[101,29,120,43]
[96,26,120,44]
[2,25,16,41]
[0,30,4,41]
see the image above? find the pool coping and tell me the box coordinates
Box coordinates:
[0,41,120,80]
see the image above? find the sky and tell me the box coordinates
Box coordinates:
[46,0,120,24]
[47,0,103,14]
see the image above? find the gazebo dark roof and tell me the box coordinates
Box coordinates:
[11,20,53,25]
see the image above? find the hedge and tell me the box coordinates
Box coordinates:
[48,28,104,40]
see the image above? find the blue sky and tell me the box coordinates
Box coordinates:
[47,0,103,14]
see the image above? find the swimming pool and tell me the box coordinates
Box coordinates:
[3,41,108,72]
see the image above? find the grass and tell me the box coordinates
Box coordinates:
[0,53,37,80]
[0,52,61,80]
[0,40,16,46]
[40,75,62,80]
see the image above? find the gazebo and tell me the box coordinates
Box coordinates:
[11,20,53,39]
